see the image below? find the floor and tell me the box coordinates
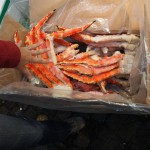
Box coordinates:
[0,100,150,150]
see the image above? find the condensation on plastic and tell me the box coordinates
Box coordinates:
[0,0,149,114]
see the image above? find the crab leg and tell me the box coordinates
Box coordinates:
[60,53,124,67]
[70,33,138,51]
[89,42,138,51]
[63,68,121,84]
[14,30,20,44]
[71,33,140,44]
[54,38,72,47]
[29,29,63,85]
[26,64,53,88]
[58,63,119,75]
[47,62,73,88]
[55,45,67,54]
[46,35,57,64]
[57,44,79,62]
[35,30,72,47]
[72,51,95,59]
[50,21,95,38]
[36,30,73,89]
[25,10,55,45]
[57,26,140,44]
[14,31,54,88]
[35,9,56,30]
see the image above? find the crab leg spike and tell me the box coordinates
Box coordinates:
[63,68,121,84]
[98,81,108,94]
[56,25,64,30]
[51,21,95,38]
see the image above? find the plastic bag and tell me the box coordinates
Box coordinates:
[0,0,149,114]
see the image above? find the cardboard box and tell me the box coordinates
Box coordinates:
[0,0,149,113]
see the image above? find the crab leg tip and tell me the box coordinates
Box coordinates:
[56,25,59,29]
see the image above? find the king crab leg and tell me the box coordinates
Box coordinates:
[37,32,73,89]
[50,21,95,38]
[29,28,64,86]
[57,26,139,45]
[54,38,72,47]
[46,35,57,64]
[60,52,124,67]
[58,63,119,75]
[36,30,73,89]
[88,42,138,51]
[63,68,121,84]
[14,31,54,88]
[71,33,140,44]
[57,44,79,62]
[35,9,56,30]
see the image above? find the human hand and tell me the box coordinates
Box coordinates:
[16,41,50,80]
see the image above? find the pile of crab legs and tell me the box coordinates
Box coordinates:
[14,9,140,94]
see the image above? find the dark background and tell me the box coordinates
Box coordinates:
[1,100,150,150]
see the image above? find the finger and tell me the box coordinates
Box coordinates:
[31,48,50,55]
[16,40,22,47]
[20,67,34,81]
[31,57,50,64]
[28,42,44,50]
[18,40,22,47]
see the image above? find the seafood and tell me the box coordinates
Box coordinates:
[14,10,140,94]
[57,26,140,51]
[70,33,140,44]
[59,52,124,67]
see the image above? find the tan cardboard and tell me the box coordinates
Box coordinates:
[0,15,28,42]
[29,0,68,23]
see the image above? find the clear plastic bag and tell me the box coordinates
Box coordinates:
[0,0,149,114]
